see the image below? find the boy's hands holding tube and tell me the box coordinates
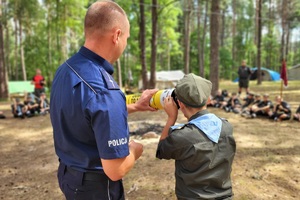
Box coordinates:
[159,95,178,141]
[163,95,178,121]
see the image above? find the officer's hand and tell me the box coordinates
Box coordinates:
[134,89,159,112]
[129,140,143,160]
[163,95,178,121]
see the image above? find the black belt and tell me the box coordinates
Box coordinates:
[65,166,108,182]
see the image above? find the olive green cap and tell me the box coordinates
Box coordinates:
[175,73,212,107]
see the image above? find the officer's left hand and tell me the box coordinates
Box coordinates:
[129,140,143,160]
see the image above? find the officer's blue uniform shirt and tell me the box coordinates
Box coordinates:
[50,46,129,172]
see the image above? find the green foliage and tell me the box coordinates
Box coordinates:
[232,0,256,65]
[2,0,300,91]
[219,47,233,80]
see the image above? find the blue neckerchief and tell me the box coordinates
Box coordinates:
[189,113,222,143]
[171,113,222,143]
[171,124,185,130]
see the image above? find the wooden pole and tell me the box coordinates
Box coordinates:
[280,79,283,98]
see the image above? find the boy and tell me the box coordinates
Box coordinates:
[156,74,236,199]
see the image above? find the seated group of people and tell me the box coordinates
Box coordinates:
[0,111,5,119]
[11,92,50,119]
[208,89,300,122]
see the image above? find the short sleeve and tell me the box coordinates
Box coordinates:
[87,89,129,160]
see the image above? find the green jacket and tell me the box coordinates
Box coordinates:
[156,110,236,199]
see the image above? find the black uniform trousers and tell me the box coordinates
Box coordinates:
[57,162,125,200]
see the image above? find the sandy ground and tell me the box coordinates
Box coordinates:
[1,103,299,200]
[1,79,300,199]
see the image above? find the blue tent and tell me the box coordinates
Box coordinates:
[234,67,280,82]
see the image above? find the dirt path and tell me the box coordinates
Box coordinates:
[0,104,299,200]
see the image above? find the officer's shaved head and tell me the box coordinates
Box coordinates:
[84,0,128,38]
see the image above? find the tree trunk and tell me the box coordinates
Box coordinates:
[266,0,273,68]
[231,0,236,81]
[220,5,226,47]
[200,0,208,77]
[19,20,27,81]
[197,0,202,76]
[47,2,53,87]
[139,0,148,90]
[149,0,157,89]
[61,4,67,62]
[257,0,262,85]
[5,22,10,78]
[3,0,10,80]
[209,0,220,95]
[183,0,192,74]
[0,0,9,99]
[254,0,259,46]
[56,0,61,64]
[286,21,290,58]
[280,0,288,61]
[14,16,18,80]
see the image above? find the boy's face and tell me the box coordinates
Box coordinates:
[275,96,281,103]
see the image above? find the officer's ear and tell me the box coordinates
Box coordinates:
[112,29,122,45]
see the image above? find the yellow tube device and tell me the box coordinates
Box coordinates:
[126,89,177,110]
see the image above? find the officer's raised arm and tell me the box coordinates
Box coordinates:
[127,89,159,113]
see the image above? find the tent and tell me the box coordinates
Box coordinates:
[234,67,280,82]
[138,70,185,89]
[288,64,300,80]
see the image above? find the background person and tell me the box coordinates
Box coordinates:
[241,92,255,109]
[156,73,236,199]
[50,1,158,200]
[271,96,291,122]
[31,68,45,98]
[23,92,39,117]
[11,97,25,119]
[250,93,273,118]
[38,92,50,115]
[293,105,300,122]
[224,92,242,114]
[241,93,260,118]
[237,60,252,96]
[207,89,227,109]
[0,111,6,119]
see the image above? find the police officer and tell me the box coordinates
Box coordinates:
[50,1,157,199]
[156,74,236,199]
